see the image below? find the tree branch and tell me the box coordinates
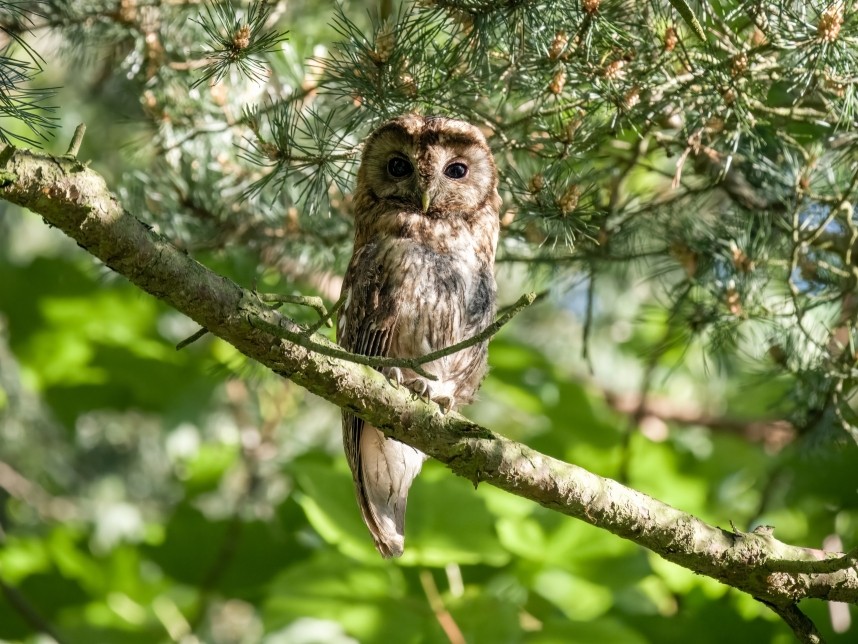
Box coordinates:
[1,145,856,611]
[762,601,827,644]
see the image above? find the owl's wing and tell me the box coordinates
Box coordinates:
[337,247,424,558]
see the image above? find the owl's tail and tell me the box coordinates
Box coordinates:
[356,426,426,558]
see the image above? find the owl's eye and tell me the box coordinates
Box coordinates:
[444,162,468,179]
[387,157,413,178]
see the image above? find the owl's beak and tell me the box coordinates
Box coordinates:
[421,190,431,214]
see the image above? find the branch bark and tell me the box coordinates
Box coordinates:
[1,145,856,613]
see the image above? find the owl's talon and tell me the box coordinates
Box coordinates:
[434,395,455,415]
[405,376,431,398]
[381,367,404,387]
[402,377,455,413]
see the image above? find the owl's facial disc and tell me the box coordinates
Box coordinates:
[359,115,499,219]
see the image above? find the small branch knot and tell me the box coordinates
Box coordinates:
[65,124,87,158]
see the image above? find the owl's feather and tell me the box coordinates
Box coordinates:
[338,115,500,557]
[339,259,425,558]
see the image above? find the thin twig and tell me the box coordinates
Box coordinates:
[64,123,86,157]
[746,462,787,530]
[762,601,827,644]
[304,292,345,335]
[177,290,333,350]
[582,271,595,374]
[176,327,209,351]
[249,291,539,381]
[414,291,538,365]
[767,547,858,575]
[419,569,466,644]
[787,196,829,354]
[0,575,68,644]
[258,293,331,324]
[248,314,436,379]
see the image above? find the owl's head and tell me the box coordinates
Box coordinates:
[356,114,500,221]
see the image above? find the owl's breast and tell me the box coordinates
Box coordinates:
[380,239,495,354]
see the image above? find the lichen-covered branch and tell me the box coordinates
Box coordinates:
[1,145,856,613]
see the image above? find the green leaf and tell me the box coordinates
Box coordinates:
[143,503,306,593]
[496,516,547,561]
[0,534,51,583]
[404,464,509,567]
[447,590,522,642]
[180,443,240,496]
[527,617,649,644]
[263,553,433,644]
[532,569,613,621]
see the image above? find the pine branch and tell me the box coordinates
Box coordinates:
[0,2,57,145]
[192,0,289,87]
[1,144,857,612]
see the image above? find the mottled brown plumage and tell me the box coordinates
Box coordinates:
[337,115,500,557]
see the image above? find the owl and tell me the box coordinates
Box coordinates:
[337,114,501,557]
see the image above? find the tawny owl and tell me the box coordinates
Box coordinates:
[337,114,501,557]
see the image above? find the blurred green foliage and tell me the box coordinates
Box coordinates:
[2,210,856,642]
[0,0,856,643]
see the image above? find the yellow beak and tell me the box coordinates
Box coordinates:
[421,190,431,214]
